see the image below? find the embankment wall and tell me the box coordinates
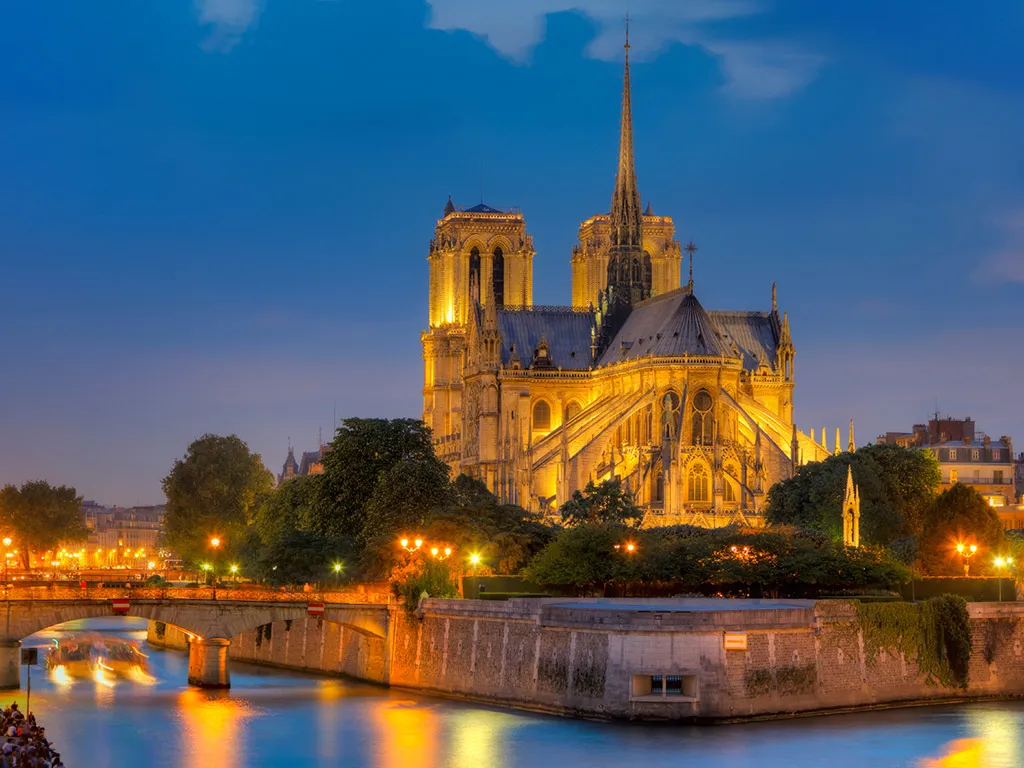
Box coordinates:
[148,598,1024,721]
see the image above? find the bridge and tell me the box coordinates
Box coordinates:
[0,585,394,689]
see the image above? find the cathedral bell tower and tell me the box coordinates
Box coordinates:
[422,199,535,467]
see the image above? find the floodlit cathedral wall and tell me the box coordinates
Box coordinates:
[420,38,833,526]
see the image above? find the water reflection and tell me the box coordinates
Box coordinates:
[447,709,520,768]
[373,700,437,768]
[178,689,252,768]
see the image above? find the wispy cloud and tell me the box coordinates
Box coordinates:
[975,209,1024,284]
[424,0,823,99]
[196,0,262,51]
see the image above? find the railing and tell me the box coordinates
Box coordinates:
[0,583,392,604]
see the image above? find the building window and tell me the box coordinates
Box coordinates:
[950,469,958,484]
[688,464,709,502]
[974,470,980,482]
[654,469,664,503]
[994,470,1004,484]
[724,481,735,503]
[492,247,505,307]
[972,450,980,461]
[992,449,1001,461]
[532,400,551,432]
[661,391,681,440]
[632,674,699,701]
[564,401,582,422]
[691,390,714,446]
[948,449,957,460]
[469,247,481,301]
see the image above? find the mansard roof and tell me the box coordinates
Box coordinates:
[597,288,779,369]
[496,307,595,370]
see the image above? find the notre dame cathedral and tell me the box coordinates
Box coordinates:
[421,32,836,526]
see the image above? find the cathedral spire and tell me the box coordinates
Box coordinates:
[608,15,645,293]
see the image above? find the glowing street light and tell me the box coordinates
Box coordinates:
[332,562,344,586]
[995,556,1014,601]
[614,542,638,554]
[430,547,453,560]
[1,538,11,582]
[230,564,238,583]
[956,542,978,577]
[399,537,423,553]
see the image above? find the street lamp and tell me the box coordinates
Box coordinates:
[2,538,11,583]
[469,553,480,575]
[230,564,238,583]
[995,556,1014,601]
[209,537,221,582]
[430,547,452,560]
[333,562,343,586]
[614,542,637,554]
[956,543,978,577]
[399,537,423,553]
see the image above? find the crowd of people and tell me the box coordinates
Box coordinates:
[0,703,62,767]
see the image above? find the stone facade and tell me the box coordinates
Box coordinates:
[420,35,834,526]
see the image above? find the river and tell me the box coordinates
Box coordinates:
[13,620,1022,767]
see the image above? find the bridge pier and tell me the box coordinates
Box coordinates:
[187,638,230,689]
[0,641,20,690]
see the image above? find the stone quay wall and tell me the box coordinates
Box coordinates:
[148,598,1024,721]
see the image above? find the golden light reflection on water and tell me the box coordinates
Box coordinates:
[373,699,438,768]
[920,707,1022,768]
[178,689,252,768]
[447,709,511,768]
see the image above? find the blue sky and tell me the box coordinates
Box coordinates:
[1,0,1022,505]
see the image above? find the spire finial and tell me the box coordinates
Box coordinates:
[772,282,778,313]
[684,241,698,291]
[608,11,644,295]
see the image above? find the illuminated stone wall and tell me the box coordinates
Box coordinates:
[150,599,1024,721]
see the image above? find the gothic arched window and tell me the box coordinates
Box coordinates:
[532,400,551,432]
[631,257,642,284]
[692,390,714,446]
[469,247,481,302]
[688,464,709,502]
[564,401,582,422]
[654,468,664,503]
[492,247,505,307]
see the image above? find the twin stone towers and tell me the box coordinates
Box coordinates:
[421,36,846,528]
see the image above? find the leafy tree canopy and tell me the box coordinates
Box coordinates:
[560,479,643,529]
[312,418,441,543]
[917,484,1005,576]
[242,529,345,587]
[161,434,273,562]
[252,474,321,546]
[767,444,941,545]
[0,481,87,568]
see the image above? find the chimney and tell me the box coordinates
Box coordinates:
[984,436,991,447]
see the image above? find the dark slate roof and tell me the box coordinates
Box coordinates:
[497,307,595,369]
[464,203,505,214]
[709,311,779,370]
[597,288,779,369]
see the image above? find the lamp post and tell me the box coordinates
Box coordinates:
[230,564,238,584]
[209,537,221,584]
[2,538,11,583]
[430,547,452,561]
[333,562,343,587]
[956,543,978,577]
[399,537,423,553]
[995,557,1014,601]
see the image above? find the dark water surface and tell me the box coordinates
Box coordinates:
[14,620,1023,767]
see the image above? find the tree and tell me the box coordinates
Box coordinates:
[312,418,443,543]
[360,457,454,551]
[0,481,87,569]
[560,479,643,528]
[242,529,341,587]
[162,434,274,563]
[252,474,321,546]
[767,445,941,545]
[524,524,631,590]
[917,484,1005,576]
